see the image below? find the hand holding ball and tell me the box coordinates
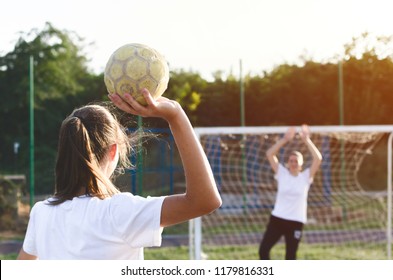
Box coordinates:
[104,43,169,105]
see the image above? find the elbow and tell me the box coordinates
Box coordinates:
[197,192,222,216]
[212,195,223,210]
[203,194,222,214]
[266,150,273,158]
[314,155,323,168]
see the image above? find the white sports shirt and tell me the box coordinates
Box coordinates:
[271,164,312,224]
[22,192,165,260]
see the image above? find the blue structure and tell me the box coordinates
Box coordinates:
[128,128,183,195]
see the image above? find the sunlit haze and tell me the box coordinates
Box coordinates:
[1,0,393,80]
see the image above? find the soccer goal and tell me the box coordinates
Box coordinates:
[189,125,393,260]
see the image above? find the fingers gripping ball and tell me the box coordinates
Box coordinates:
[104,43,170,105]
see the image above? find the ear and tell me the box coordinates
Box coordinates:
[108,144,118,161]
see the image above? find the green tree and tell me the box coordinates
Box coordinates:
[341,33,393,124]
[141,70,207,128]
[196,74,243,127]
[167,70,206,122]
[0,23,100,193]
[241,33,393,126]
[2,25,393,196]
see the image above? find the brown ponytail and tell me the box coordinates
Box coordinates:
[50,104,133,205]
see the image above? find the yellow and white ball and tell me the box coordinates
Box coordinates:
[104,43,169,105]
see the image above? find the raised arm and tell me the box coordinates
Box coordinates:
[109,90,222,227]
[299,124,323,178]
[266,127,296,173]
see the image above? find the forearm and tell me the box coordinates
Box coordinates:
[267,137,287,157]
[303,137,322,160]
[266,137,288,173]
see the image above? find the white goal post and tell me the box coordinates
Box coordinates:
[189,125,393,260]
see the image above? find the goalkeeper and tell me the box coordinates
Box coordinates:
[259,125,322,260]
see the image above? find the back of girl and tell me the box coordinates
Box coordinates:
[17,89,222,260]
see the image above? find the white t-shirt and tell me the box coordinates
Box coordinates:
[271,164,312,224]
[22,192,165,260]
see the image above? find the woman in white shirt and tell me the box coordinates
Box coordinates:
[17,89,222,260]
[259,125,322,260]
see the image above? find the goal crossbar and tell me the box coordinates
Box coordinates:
[194,125,393,135]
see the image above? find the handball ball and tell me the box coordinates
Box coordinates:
[104,43,170,105]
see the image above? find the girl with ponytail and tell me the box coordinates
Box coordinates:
[18,89,222,260]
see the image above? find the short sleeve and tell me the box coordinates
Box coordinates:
[22,202,39,256]
[274,163,286,180]
[303,168,312,184]
[109,193,165,248]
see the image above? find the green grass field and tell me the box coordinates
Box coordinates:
[1,242,387,260]
[0,198,389,260]
[144,243,388,260]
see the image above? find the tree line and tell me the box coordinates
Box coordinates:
[1,23,393,193]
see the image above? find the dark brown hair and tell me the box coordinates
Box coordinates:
[50,104,133,205]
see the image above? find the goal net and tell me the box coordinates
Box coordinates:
[190,126,393,260]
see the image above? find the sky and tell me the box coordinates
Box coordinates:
[1,0,393,80]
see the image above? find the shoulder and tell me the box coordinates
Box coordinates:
[110,192,161,204]
[275,163,288,178]
[26,200,53,223]
[109,193,165,213]
[30,200,50,213]
[277,163,289,174]
[301,167,311,177]
[109,193,166,229]
[301,168,313,182]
